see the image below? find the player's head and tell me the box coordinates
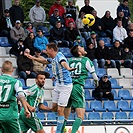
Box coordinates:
[35,71,46,88]
[2,60,14,74]
[46,43,58,58]
[70,45,87,57]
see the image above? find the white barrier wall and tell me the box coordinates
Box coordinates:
[27,125,133,133]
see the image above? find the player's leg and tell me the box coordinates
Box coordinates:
[71,108,85,133]
[2,119,21,133]
[56,84,72,133]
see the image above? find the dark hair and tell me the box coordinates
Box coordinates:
[36,71,50,79]
[123,0,128,2]
[46,43,58,52]
[70,45,79,57]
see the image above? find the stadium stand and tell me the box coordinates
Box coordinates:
[120,68,133,79]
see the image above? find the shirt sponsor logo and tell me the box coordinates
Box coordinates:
[0,103,10,108]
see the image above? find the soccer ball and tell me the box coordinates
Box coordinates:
[82,14,95,27]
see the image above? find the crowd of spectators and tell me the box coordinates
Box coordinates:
[0,0,132,82]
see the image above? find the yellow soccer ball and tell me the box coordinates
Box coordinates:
[82,14,95,27]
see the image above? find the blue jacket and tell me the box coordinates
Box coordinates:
[34,35,49,51]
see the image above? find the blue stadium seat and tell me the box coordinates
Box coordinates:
[103,101,119,112]
[67,113,75,124]
[36,112,46,124]
[117,100,132,111]
[101,112,114,123]
[99,37,113,47]
[45,67,53,78]
[59,47,73,58]
[129,112,133,119]
[115,112,128,123]
[111,90,121,100]
[0,37,12,47]
[18,78,28,89]
[130,101,133,109]
[109,78,122,89]
[37,26,50,37]
[47,112,57,125]
[118,90,132,100]
[85,90,94,100]
[88,112,101,124]
[97,68,106,78]
[90,101,106,112]
[84,79,95,89]
[85,101,93,112]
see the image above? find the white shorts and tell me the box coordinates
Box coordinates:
[52,83,73,106]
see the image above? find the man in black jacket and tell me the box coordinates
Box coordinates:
[93,74,114,101]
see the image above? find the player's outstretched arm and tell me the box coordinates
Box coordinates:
[61,61,76,71]
[38,103,52,111]
[27,54,49,65]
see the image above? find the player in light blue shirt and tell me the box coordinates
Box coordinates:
[28,43,75,133]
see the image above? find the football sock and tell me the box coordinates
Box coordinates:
[71,117,82,133]
[61,118,67,133]
[56,116,64,133]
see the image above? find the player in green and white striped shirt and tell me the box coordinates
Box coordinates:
[0,60,31,133]
[19,71,52,133]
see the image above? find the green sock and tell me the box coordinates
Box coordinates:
[61,118,67,133]
[71,117,82,133]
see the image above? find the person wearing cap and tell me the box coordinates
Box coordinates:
[34,29,49,56]
[25,22,36,36]
[33,49,47,74]
[49,0,65,17]
[65,0,79,21]
[9,38,25,56]
[49,20,69,47]
[0,9,14,38]
[86,31,99,48]
[29,0,46,28]
[10,20,26,45]
[93,74,114,101]
[65,21,80,48]
[64,14,75,28]
[9,0,24,23]
[49,8,65,27]
[73,36,84,47]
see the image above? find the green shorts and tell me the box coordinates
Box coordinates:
[0,119,21,133]
[67,83,85,108]
[19,114,43,132]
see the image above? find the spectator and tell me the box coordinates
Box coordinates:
[126,22,133,34]
[49,0,65,17]
[49,20,69,47]
[0,9,14,38]
[64,14,75,28]
[93,74,114,101]
[114,10,128,29]
[117,0,131,22]
[101,10,115,41]
[34,28,49,56]
[124,30,133,52]
[79,0,95,18]
[24,22,36,37]
[9,38,25,56]
[17,48,36,82]
[90,10,107,37]
[9,0,24,23]
[65,21,80,48]
[23,32,36,55]
[10,20,26,45]
[73,36,84,47]
[49,8,65,27]
[85,41,98,73]
[29,0,46,28]
[65,0,78,21]
[110,40,125,74]
[95,40,116,68]
[122,47,132,69]
[86,31,99,48]
[76,12,90,41]
[33,49,46,74]
[113,19,128,46]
